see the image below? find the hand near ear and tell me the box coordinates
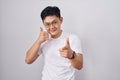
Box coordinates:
[38,27,50,43]
[59,38,73,59]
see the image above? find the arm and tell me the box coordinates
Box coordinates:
[25,27,49,64]
[59,38,83,70]
[69,53,83,70]
[25,39,42,64]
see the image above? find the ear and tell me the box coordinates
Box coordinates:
[60,17,63,23]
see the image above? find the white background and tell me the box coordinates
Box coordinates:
[0,0,120,80]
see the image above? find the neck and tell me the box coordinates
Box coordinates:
[51,30,62,39]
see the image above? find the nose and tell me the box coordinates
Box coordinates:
[50,23,54,29]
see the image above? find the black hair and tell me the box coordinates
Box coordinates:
[40,6,61,20]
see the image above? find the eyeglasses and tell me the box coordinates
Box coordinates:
[44,20,59,29]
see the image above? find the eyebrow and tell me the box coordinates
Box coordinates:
[44,19,57,24]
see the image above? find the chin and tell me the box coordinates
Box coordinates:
[50,31,58,36]
[50,32,57,35]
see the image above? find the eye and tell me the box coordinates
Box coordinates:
[52,21,57,24]
[46,23,50,26]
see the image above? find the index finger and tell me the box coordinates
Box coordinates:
[66,38,70,47]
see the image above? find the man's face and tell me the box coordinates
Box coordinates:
[43,15,63,38]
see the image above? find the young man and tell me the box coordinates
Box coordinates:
[25,6,83,80]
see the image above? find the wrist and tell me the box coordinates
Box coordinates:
[69,51,76,59]
[36,39,44,45]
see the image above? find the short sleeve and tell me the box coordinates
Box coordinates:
[69,34,83,54]
[38,42,45,55]
[38,46,43,55]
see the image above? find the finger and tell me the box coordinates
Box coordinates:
[61,46,67,50]
[65,38,70,48]
[60,52,67,58]
[46,37,52,41]
[44,32,50,39]
[59,51,65,55]
[59,48,63,52]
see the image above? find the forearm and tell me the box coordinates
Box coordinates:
[69,53,83,70]
[25,39,43,64]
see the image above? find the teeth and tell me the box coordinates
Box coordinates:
[51,29,56,32]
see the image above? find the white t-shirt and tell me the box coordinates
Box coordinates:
[38,31,83,80]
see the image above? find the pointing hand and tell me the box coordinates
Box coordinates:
[59,38,73,59]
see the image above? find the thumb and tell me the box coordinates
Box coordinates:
[40,27,43,33]
[65,38,70,48]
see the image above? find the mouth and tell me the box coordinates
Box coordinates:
[50,29,56,32]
